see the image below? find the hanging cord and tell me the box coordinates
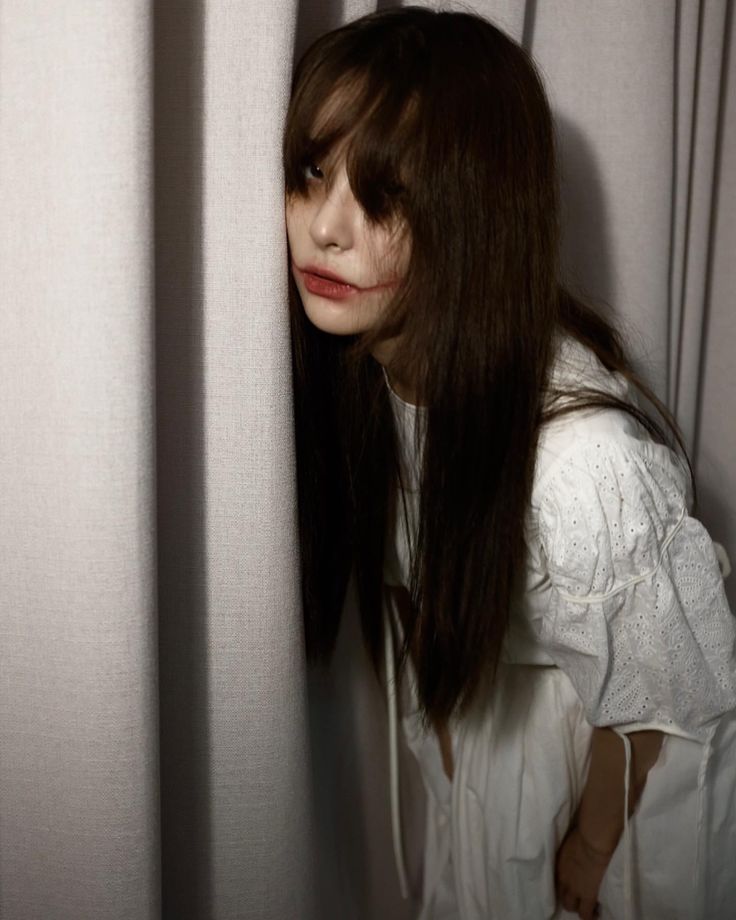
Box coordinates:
[613,722,717,920]
[693,722,716,918]
[613,729,634,920]
[384,595,410,899]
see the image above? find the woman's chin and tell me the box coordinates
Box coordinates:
[302,300,376,337]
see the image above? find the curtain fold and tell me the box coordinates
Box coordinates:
[694,0,736,609]
[0,2,733,919]
[0,2,160,918]
[670,0,729,448]
[154,2,315,918]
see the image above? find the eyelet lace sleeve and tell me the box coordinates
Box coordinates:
[535,433,736,741]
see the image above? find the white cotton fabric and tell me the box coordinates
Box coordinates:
[381,337,736,920]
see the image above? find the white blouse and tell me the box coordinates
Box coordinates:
[380,337,736,919]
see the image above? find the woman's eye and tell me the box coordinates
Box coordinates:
[303,161,324,181]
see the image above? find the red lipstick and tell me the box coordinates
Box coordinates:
[295,262,360,301]
[293,261,397,301]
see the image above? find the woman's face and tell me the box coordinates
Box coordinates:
[285,144,410,339]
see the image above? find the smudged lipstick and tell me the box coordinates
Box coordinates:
[296,263,361,301]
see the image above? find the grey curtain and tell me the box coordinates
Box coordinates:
[0,1,733,919]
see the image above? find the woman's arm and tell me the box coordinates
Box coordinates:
[577,726,664,851]
[555,727,664,920]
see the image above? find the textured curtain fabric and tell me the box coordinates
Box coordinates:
[0,2,733,919]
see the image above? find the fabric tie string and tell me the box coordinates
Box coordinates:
[384,596,410,899]
[612,729,634,920]
[693,722,716,918]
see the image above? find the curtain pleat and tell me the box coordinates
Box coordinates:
[670,0,729,448]
[0,2,733,920]
[693,0,736,612]
[154,2,314,918]
[0,2,160,918]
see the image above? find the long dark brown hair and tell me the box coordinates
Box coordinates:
[283,6,691,729]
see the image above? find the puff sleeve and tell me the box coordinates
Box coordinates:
[534,433,736,741]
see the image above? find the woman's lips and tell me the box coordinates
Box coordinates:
[302,270,359,300]
[294,263,395,301]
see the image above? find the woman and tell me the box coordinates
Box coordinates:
[283,7,736,918]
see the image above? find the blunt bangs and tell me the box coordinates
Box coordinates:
[282,15,434,228]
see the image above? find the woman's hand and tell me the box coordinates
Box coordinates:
[555,824,612,919]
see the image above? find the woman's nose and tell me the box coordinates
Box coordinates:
[309,169,356,251]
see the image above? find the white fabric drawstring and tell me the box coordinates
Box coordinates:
[693,722,716,918]
[613,723,718,920]
[384,599,410,899]
[613,729,634,920]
